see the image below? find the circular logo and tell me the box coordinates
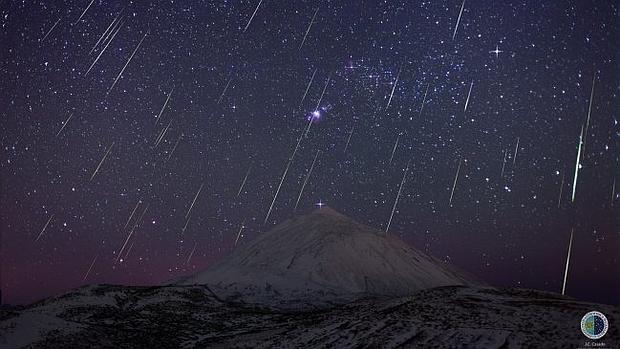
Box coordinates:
[581,311,609,340]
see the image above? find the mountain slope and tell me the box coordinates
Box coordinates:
[2,285,617,348]
[175,207,476,307]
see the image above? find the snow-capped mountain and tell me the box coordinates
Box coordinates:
[174,207,477,308]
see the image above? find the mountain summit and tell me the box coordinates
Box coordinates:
[176,207,477,306]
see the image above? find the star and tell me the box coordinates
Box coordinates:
[489,44,503,58]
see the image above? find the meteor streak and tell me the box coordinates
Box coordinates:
[107,32,148,95]
[500,149,507,177]
[299,68,317,107]
[217,78,232,104]
[186,183,204,219]
[74,0,96,25]
[35,214,54,242]
[344,125,354,154]
[385,66,402,110]
[449,158,462,207]
[464,81,473,112]
[167,134,182,161]
[299,7,319,50]
[124,200,141,229]
[571,125,584,202]
[237,167,251,197]
[155,85,174,125]
[512,137,520,166]
[315,74,331,112]
[186,243,197,264]
[85,19,123,76]
[243,0,263,33]
[305,74,331,137]
[294,150,320,210]
[181,214,191,234]
[234,223,245,246]
[155,118,173,147]
[582,73,596,152]
[90,142,114,182]
[452,0,466,40]
[264,160,292,224]
[41,18,61,42]
[83,255,98,281]
[389,134,401,165]
[56,113,73,137]
[386,161,410,234]
[561,229,574,295]
[418,83,430,118]
[116,204,148,262]
[557,173,564,208]
[89,11,123,54]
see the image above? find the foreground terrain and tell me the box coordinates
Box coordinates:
[1,284,618,348]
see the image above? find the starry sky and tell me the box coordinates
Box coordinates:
[1,0,618,306]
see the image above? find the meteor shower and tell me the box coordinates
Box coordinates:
[1,1,618,348]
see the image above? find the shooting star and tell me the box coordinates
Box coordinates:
[237,167,251,197]
[418,83,430,118]
[124,200,141,229]
[452,0,466,40]
[107,32,148,95]
[234,222,245,246]
[500,149,507,177]
[73,0,96,25]
[186,243,197,264]
[89,12,122,54]
[35,214,54,242]
[167,134,182,161]
[294,150,320,210]
[217,77,232,104]
[41,17,61,42]
[315,74,331,111]
[344,125,354,154]
[186,183,204,219]
[305,74,331,137]
[389,134,400,165]
[449,158,462,207]
[571,125,584,202]
[464,81,473,112]
[155,85,174,125]
[386,161,410,234]
[85,19,124,76]
[512,137,520,166]
[90,142,114,182]
[582,73,596,152]
[299,68,317,108]
[557,172,565,208]
[299,7,319,50]
[612,179,616,206]
[181,214,192,234]
[561,228,574,295]
[154,118,173,147]
[83,255,98,281]
[56,112,74,137]
[243,0,263,33]
[385,66,402,110]
[116,204,148,262]
[264,160,292,224]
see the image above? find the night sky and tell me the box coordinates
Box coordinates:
[1,0,618,306]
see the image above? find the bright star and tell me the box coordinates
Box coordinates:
[490,44,503,58]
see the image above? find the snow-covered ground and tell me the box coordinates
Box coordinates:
[2,284,618,348]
